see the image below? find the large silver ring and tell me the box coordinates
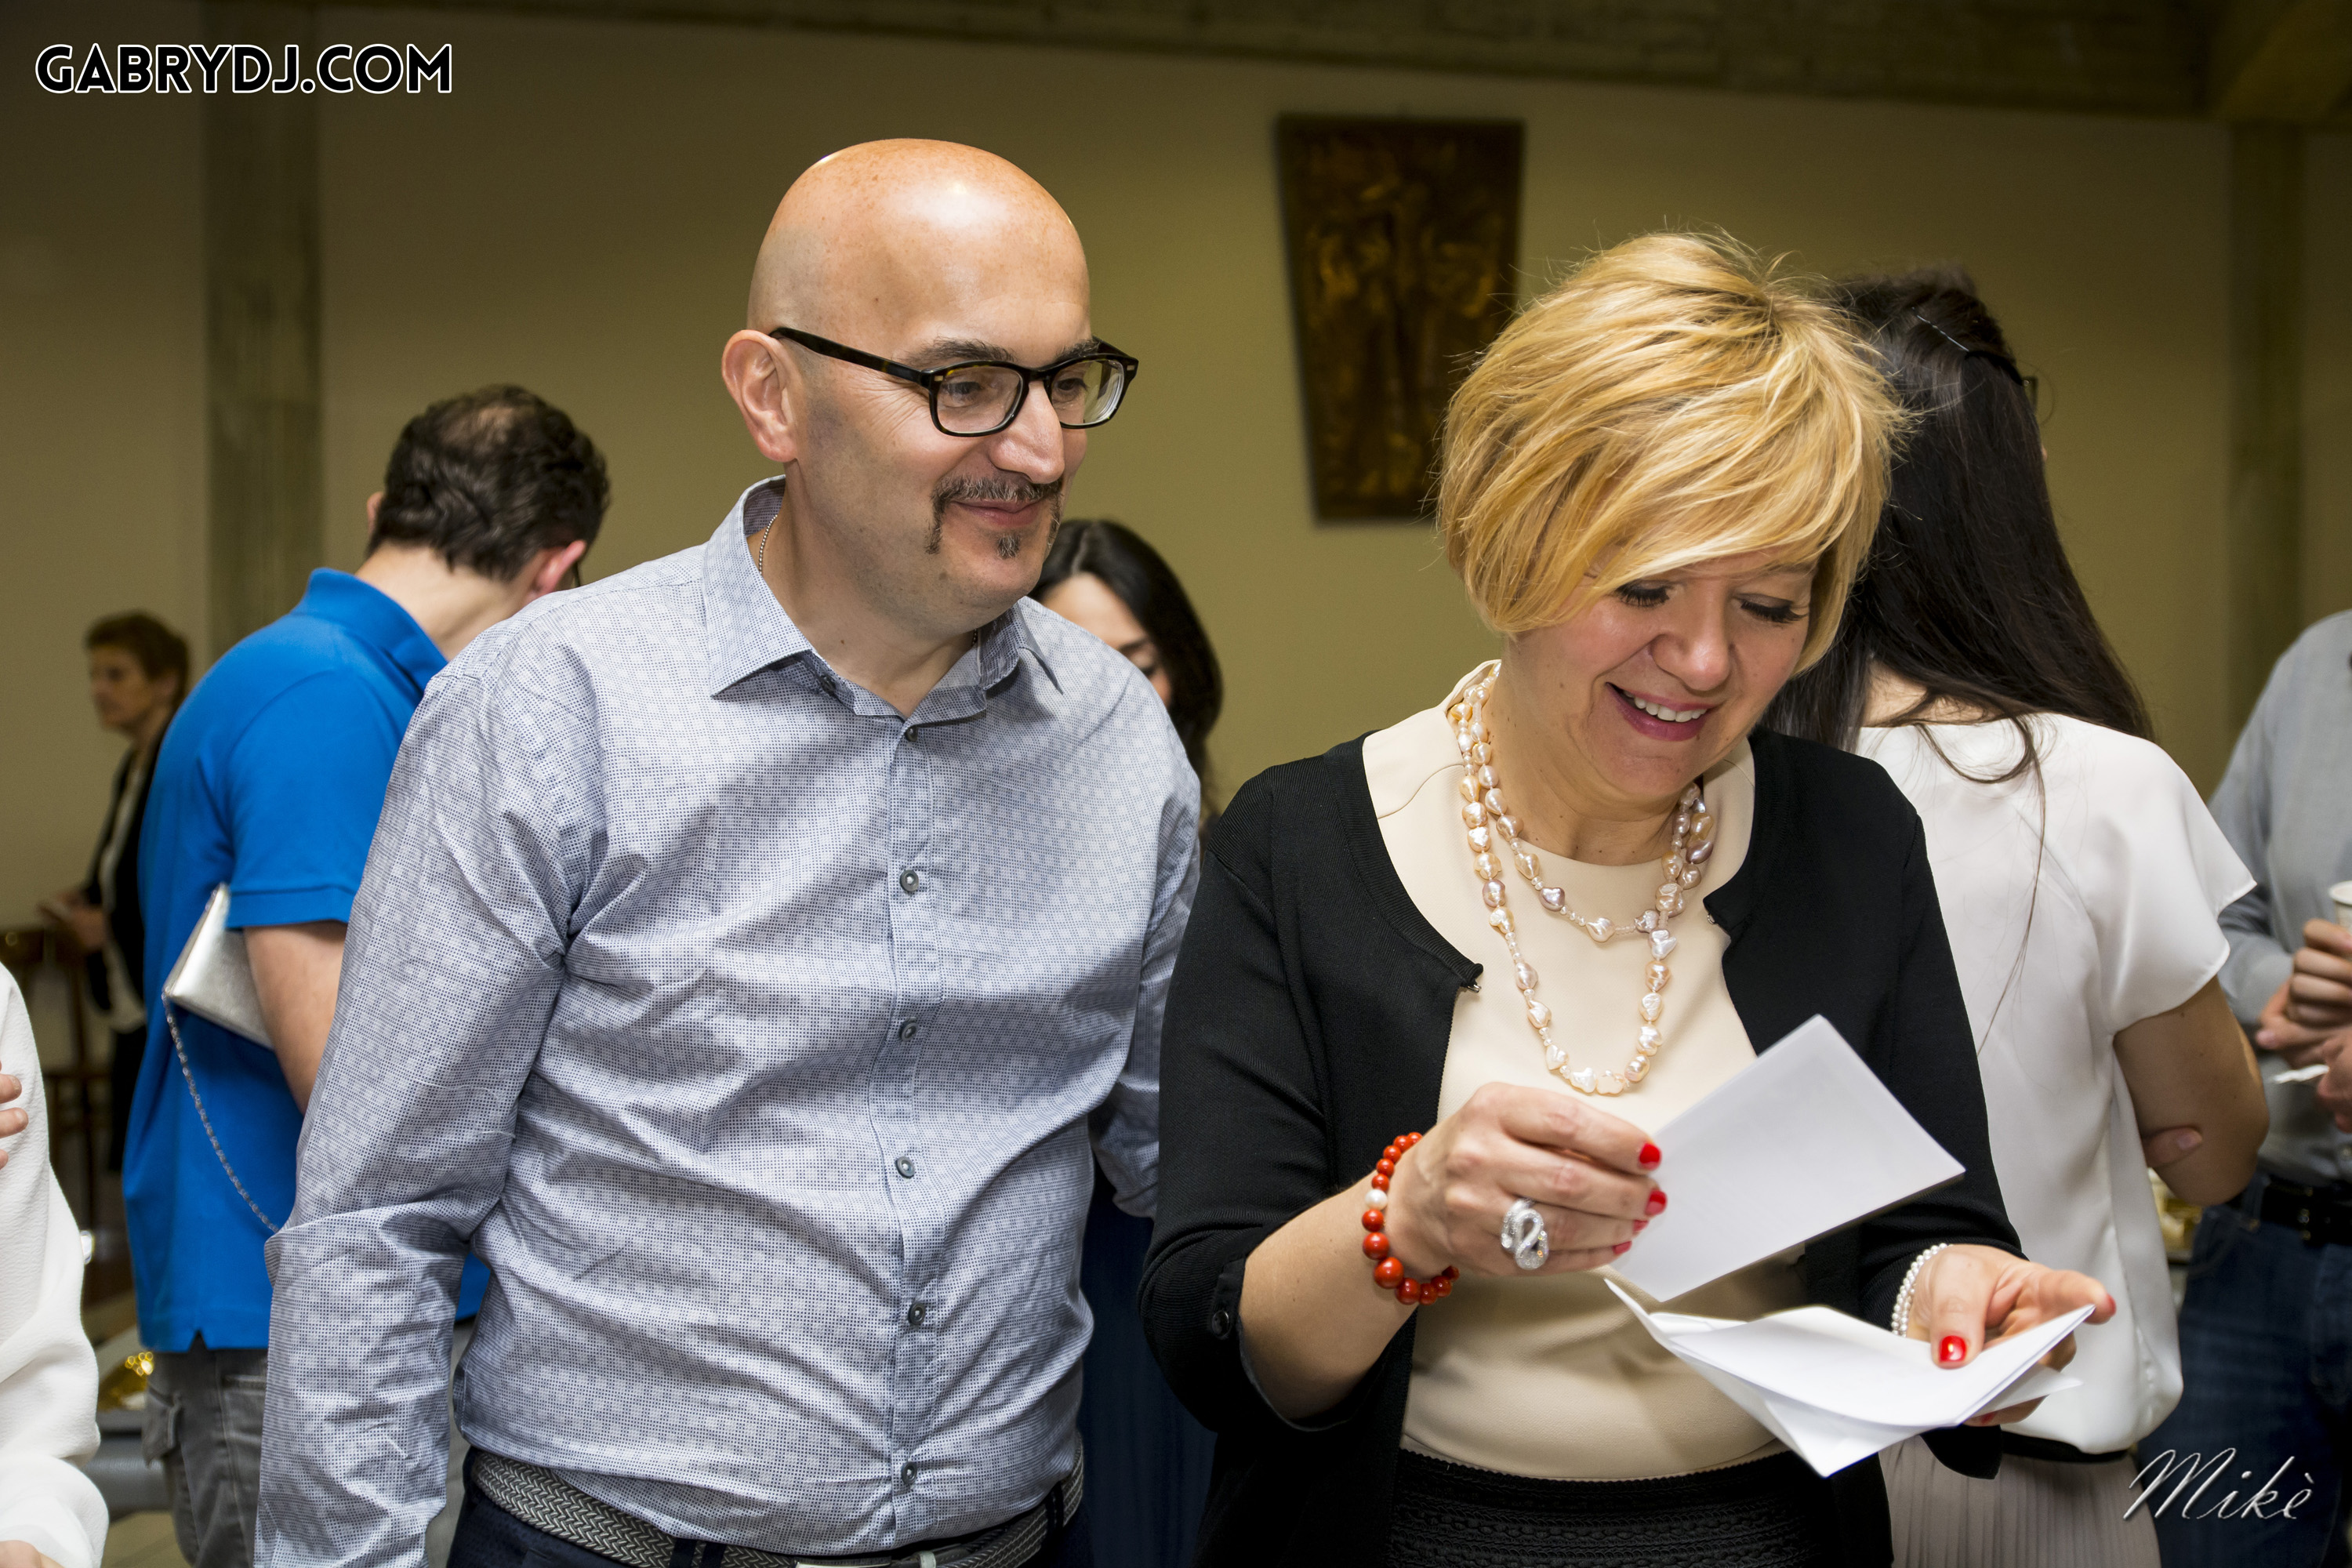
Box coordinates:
[1501,1197,1548,1272]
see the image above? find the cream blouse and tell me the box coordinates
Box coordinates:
[1368,674,1805,1481]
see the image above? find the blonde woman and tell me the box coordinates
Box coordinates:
[1142,235,2112,1566]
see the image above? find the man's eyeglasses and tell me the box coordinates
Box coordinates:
[768,328,1138,437]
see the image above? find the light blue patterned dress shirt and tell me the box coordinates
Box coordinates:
[254,479,1200,1565]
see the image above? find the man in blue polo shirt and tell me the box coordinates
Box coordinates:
[129,386,608,1568]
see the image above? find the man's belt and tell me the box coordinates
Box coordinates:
[470,1448,1082,1568]
[2257,1175,2352,1247]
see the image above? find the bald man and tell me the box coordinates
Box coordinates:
[253,143,1196,1568]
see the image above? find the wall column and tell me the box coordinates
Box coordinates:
[2225,122,2306,727]
[202,2,323,655]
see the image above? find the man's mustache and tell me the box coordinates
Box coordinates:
[929,475,1064,557]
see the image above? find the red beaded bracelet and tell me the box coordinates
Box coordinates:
[1361,1131,1458,1305]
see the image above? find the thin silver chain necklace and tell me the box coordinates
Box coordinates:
[1450,665,1716,1095]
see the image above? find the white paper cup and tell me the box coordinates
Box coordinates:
[2333,880,2352,933]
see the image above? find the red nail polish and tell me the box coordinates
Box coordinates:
[1638,1142,1662,1170]
[1645,1189,1668,1216]
[1613,1240,1632,1254]
[1938,1336,1968,1365]
[1633,1219,1649,1234]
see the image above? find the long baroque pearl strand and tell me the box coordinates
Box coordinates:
[1449,671,1717,1096]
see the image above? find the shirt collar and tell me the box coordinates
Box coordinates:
[701,477,1058,709]
[290,570,445,697]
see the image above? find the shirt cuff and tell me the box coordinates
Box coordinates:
[227,886,356,930]
[2234,947,2296,1027]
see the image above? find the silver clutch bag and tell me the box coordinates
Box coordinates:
[162,883,273,1047]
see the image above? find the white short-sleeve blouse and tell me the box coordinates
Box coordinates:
[1857,715,2251,1453]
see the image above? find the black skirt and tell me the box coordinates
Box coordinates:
[1388,1450,1841,1568]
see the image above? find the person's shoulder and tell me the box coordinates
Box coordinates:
[1011,598,1186,753]
[1015,597,1150,710]
[2288,608,2352,662]
[443,546,705,699]
[2263,610,2352,696]
[2031,713,2193,794]
[1749,726,1915,822]
[201,604,365,689]
[1208,739,1369,864]
[171,612,384,746]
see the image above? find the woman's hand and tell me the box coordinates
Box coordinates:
[38,889,107,955]
[1239,1082,1661,1420]
[0,1543,64,1568]
[1385,1081,1661,1278]
[1908,1244,2115,1426]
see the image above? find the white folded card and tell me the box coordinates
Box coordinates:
[1608,1281,2089,1476]
[1609,1015,1964,1302]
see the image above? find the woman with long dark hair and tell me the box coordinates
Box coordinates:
[1033,520,1221,1568]
[1766,270,2267,1566]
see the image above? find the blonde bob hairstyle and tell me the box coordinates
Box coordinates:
[1438,232,1904,670]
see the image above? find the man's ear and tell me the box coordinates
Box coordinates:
[722,331,802,464]
[364,492,384,551]
[520,539,590,604]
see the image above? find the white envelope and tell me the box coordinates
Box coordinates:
[1608,1280,2088,1477]
[1610,1015,1964,1302]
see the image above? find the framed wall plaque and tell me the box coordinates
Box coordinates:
[1276,115,1524,521]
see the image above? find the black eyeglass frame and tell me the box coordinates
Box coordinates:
[768,326,1139,437]
[1912,310,2042,415]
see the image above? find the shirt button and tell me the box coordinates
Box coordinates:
[898,1020,919,1042]
[900,869,921,895]
[901,1462,918,1486]
[1209,1308,1234,1339]
[906,1301,928,1327]
[895,1156,916,1179]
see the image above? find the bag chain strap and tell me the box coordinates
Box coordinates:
[162,1000,281,1234]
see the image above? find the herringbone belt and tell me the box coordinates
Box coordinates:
[471,1448,1083,1568]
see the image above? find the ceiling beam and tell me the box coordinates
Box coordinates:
[335,0,2210,118]
[2211,0,2352,121]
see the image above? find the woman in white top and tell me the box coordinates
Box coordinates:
[0,969,108,1568]
[1766,270,2270,1567]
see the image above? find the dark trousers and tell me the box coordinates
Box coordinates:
[1077,1174,1214,1568]
[2143,1174,2352,1567]
[448,1455,1092,1568]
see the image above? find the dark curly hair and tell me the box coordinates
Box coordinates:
[369,385,610,580]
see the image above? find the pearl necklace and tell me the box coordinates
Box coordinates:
[1449,667,1716,1096]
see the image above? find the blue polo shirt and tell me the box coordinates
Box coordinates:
[129,570,486,1352]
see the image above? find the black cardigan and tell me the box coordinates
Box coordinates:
[1139,728,2020,1566]
[82,745,154,1022]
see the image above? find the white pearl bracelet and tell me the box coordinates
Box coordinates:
[1890,1243,1951,1338]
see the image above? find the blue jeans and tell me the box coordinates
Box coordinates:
[447,1453,1092,1568]
[2141,1175,2352,1566]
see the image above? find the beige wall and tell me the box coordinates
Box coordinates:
[0,0,207,928]
[5,0,2349,928]
[2309,132,2352,630]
